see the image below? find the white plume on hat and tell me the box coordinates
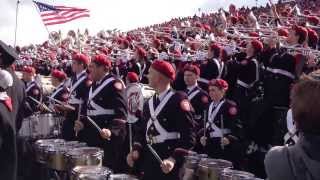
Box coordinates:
[0,69,13,90]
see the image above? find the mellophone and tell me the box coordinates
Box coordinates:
[33,138,138,180]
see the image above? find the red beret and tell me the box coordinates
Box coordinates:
[172,49,182,58]
[127,72,139,83]
[307,28,319,44]
[203,24,211,32]
[307,16,320,25]
[153,38,161,48]
[92,54,111,68]
[73,53,90,65]
[278,28,289,37]
[209,43,221,52]
[230,16,238,24]
[183,64,200,76]
[120,39,130,48]
[136,47,147,58]
[151,60,176,80]
[51,69,66,80]
[208,79,228,91]
[249,32,260,37]
[292,25,308,42]
[22,66,36,74]
[251,40,263,53]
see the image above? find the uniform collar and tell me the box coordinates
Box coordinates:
[158,86,171,102]
[26,80,35,87]
[76,70,86,80]
[96,73,111,85]
[187,84,198,93]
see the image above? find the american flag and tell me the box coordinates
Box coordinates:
[33,1,90,26]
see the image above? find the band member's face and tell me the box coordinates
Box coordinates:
[89,62,106,82]
[22,72,33,82]
[51,77,60,87]
[287,29,298,44]
[71,61,82,73]
[147,67,160,89]
[208,86,225,102]
[246,42,254,57]
[184,71,198,87]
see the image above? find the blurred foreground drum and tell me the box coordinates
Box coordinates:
[19,113,63,139]
[220,169,255,180]
[70,166,112,180]
[65,147,104,170]
[34,139,65,164]
[109,174,139,180]
[197,158,233,180]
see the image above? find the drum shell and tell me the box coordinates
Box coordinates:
[70,166,112,180]
[197,159,233,180]
[220,169,255,180]
[46,146,69,171]
[34,139,65,163]
[66,147,104,171]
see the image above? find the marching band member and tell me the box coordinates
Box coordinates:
[232,39,262,126]
[61,53,91,140]
[21,66,42,117]
[198,79,243,169]
[199,43,226,90]
[75,54,127,172]
[47,69,69,111]
[0,70,16,180]
[183,64,210,128]
[127,60,196,180]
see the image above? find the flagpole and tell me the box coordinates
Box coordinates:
[14,0,21,47]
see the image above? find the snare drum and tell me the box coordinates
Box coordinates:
[34,139,65,164]
[70,166,112,180]
[19,113,63,139]
[109,174,139,180]
[220,169,255,180]
[198,158,233,180]
[66,147,104,170]
[45,141,88,171]
[37,113,64,138]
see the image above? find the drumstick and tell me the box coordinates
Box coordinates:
[203,110,207,137]
[147,144,163,164]
[82,115,111,141]
[220,114,225,150]
[28,96,54,113]
[128,122,133,152]
[47,96,75,111]
[75,101,82,137]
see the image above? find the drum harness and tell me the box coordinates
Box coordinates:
[206,100,231,138]
[146,90,181,144]
[87,77,115,116]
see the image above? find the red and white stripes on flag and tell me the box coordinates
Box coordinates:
[33,1,90,26]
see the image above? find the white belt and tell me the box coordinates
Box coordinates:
[68,98,83,105]
[87,109,115,116]
[237,80,254,89]
[265,67,295,79]
[209,128,231,138]
[147,132,181,144]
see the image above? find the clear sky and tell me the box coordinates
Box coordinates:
[0,0,269,46]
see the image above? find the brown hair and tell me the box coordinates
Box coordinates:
[291,75,320,134]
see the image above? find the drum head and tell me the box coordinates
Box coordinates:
[73,165,112,175]
[67,147,103,157]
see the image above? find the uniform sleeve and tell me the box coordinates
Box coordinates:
[225,102,244,142]
[109,80,128,142]
[171,93,196,160]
